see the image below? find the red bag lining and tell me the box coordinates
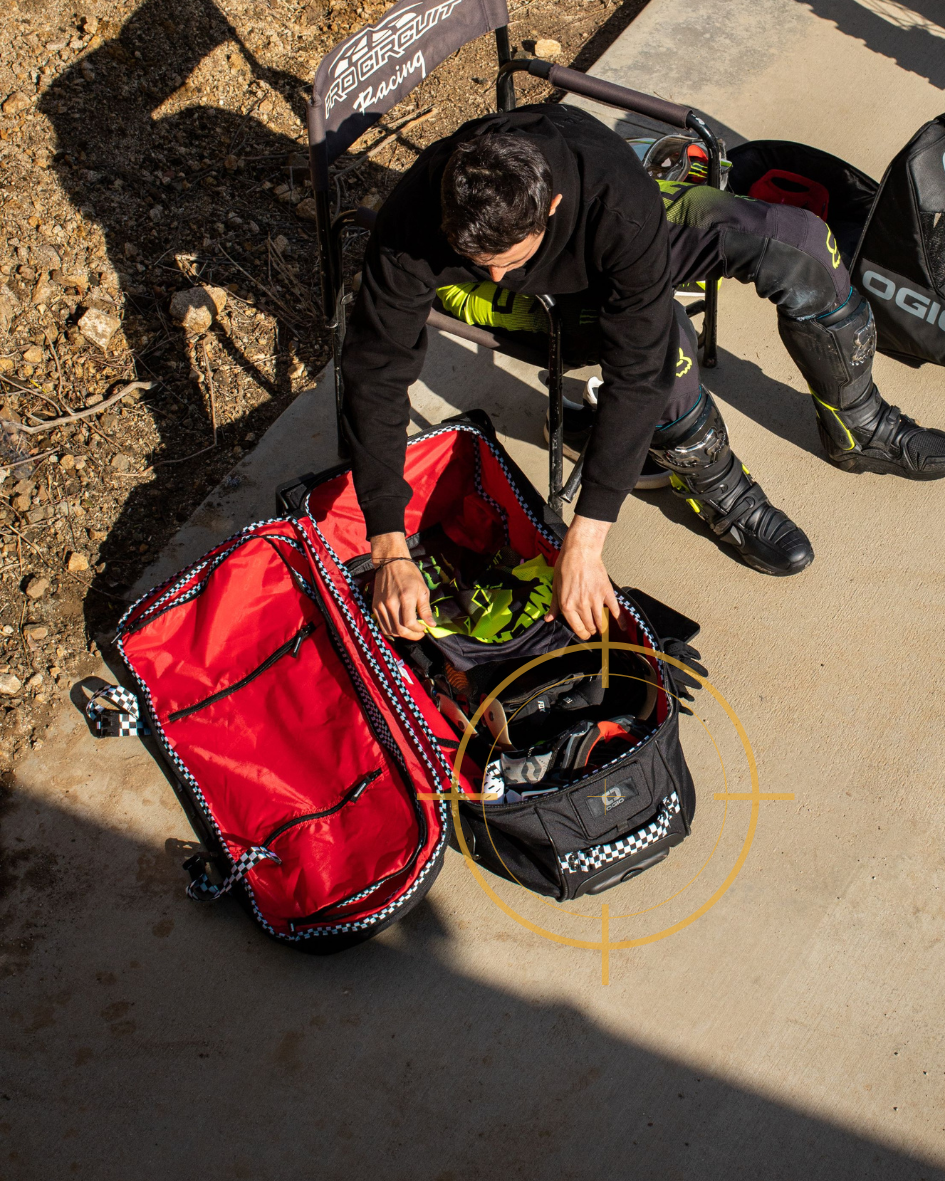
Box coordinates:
[120,522,449,936]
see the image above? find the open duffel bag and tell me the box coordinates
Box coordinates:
[93,413,702,951]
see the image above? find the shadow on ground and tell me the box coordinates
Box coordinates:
[1,782,942,1180]
[799,0,945,90]
[37,0,334,640]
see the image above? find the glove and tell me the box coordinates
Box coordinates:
[660,638,707,715]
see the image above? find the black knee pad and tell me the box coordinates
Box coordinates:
[721,232,846,317]
[778,294,876,408]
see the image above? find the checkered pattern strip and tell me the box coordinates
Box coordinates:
[559,792,681,875]
[186,845,282,901]
[86,684,150,738]
[472,440,510,544]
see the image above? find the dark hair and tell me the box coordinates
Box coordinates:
[440,133,553,258]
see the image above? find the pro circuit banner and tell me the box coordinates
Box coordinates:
[309,0,509,186]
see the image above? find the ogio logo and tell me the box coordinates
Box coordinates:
[862,270,945,330]
[586,781,637,818]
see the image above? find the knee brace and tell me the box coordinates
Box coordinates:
[778,293,877,408]
[650,388,728,475]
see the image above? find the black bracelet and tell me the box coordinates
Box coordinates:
[372,556,418,571]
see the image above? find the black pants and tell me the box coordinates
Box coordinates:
[659,182,853,424]
[553,183,856,426]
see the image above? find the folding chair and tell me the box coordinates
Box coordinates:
[306,0,723,513]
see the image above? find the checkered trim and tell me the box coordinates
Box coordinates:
[86,683,150,738]
[113,425,676,940]
[559,792,681,875]
[472,439,510,544]
[186,845,282,901]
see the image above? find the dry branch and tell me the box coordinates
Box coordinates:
[1,381,155,435]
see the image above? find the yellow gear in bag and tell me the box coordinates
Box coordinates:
[424,554,555,643]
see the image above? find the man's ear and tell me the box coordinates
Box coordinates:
[548,193,563,216]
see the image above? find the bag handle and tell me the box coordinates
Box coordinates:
[184,847,282,902]
[86,683,151,738]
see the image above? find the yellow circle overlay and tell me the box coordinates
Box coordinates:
[448,641,758,949]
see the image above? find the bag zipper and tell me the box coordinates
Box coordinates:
[168,621,316,722]
[262,769,382,846]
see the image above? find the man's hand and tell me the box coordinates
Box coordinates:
[545,515,621,640]
[370,532,435,641]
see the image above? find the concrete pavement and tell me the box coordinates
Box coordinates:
[2,1,945,1177]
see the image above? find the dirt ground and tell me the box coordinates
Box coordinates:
[0,0,647,767]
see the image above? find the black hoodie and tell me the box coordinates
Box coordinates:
[341,103,678,536]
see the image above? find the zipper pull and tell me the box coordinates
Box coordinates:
[292,624,312,657]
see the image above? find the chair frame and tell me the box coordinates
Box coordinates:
[312,26,723,514]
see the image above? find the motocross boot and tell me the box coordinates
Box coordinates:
[650,389,814,576]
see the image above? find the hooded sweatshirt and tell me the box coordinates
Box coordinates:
[340,103,678,537]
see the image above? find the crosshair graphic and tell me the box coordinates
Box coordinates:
[418,612,794,982]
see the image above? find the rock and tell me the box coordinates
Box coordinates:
[77,307,121,350]
[2,92,30,116]
[534,38,563,57]
[80,60,95,83]
[0,285,19,334]
[26,626,48,640]
[272,234,289,255]
[168,286,227,334]
[66,552,89,572]
[22,345,43,364]
[149,205,164,223]
[59,454,75,471]
[295,197,319,222]
[32,245,61,269]
[12,494,30,512]
[24,576,49,600]
[51,269,88,290]
[301,0,328,25]
[31,276,56,305]
[0,673,22,696]
[26,673,43,691]
[224,154,239,171]
[110,454,132,472]
[0,358,13,374]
